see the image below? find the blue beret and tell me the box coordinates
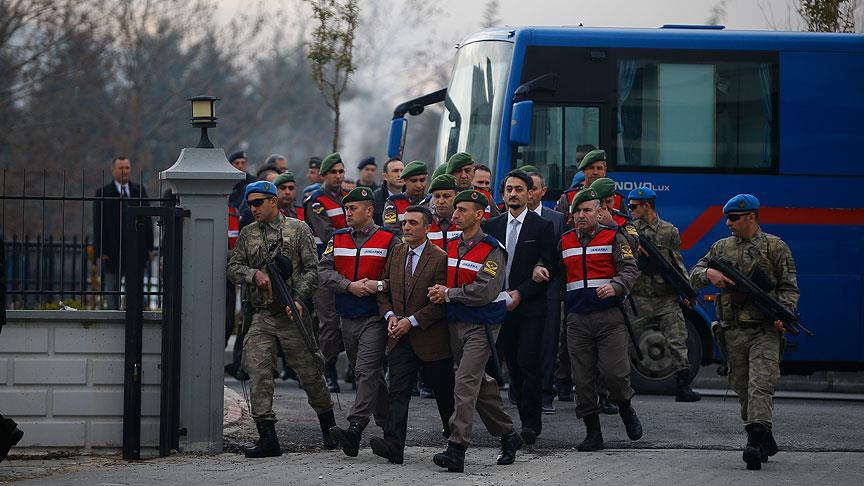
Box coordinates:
[228,151,247,162]
[571,171,585,188]
[244,181,277,200]
[303,183,320,194]
[628,187,657,201]
[723,194,760,214]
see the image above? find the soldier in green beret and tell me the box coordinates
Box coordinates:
[382,161,431,234]
[446,153,499,218]
[318,186,402,458]
[431,163,449,181]
[274,172,305,220]
[427,174,461,250]
[556,149,626,225]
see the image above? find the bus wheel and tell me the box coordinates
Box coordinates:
[630,320,703,395]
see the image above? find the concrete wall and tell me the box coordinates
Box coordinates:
[0,310,163,453]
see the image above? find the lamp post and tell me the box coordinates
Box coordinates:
[189,95,218,148]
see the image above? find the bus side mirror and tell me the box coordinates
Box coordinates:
[388,117,408,159]
[510,100,533,146]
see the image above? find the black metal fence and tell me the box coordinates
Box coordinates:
[1,168,172,310]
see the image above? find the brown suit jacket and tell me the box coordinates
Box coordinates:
[377,240,450,362]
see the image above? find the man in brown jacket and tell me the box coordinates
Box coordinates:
[370,205,455,464]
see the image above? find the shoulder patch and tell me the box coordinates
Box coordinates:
[626,225,639,237]
[620,243,634,259]
[323,239,334,255]
[483,260,498,276]
[312,202,324,214]
[383,209,398,225]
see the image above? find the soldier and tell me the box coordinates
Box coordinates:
[690,194,799,471]
[226,181,336,458]
[427,174,461,250]
[628,187,701,402]
[305,152,349,392]
[318,187,401,457]
[561,189,643,452]
[555,150,626,224]
[274,172,304,220]
[428,189,522,473]
[382,160,430,234]
[446,152,499,219]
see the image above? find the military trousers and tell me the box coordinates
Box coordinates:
[632,295,690,372]
[448,322,514,447]
[722,322,782,426]
[314,286,344,361]
[566,307,635,418]
[340,314,389,427]
[242,312,333,422]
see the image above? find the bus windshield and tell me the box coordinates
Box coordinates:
[435,41,514,170]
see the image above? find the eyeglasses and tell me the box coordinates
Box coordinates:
[247,198,270,208]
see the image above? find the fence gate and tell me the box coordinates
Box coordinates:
[122,205,185,460]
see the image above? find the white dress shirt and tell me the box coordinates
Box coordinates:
[114,180,130,197]
[531,204,543,218]
[506,206,528,249]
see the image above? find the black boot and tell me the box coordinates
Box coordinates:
[744,423,767,470]
[761,426,779,462]
[433,441,466,472]
[329,421,364,457]
[325,358,340,393]
[577,414,604,451]
[675,370,702,402]
[599,396,619,415]
[520,427,538,446]
[317,410,338,450]
[618,400,643,440]
[496,430,523,465]
[0,419,24,463]
[370,436,404,464]
[245,420,282,458]
[556,380,573,402]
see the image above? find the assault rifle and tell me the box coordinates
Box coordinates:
[706,257,813,337]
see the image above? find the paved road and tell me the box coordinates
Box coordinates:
[3,378,863,485]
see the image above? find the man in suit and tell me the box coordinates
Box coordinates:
[92,156,154,309]
[482,169,555,445]
[372,158,404,226]
[370,205,455,464]
[521,167,566,414]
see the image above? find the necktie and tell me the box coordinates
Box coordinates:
[505,219,520,289]
[405,250,415,288]
[121,186,129,198]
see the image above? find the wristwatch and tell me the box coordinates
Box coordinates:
[377,280,384,292]
[444,288,450,303]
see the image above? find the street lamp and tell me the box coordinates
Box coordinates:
[189,95,218,148]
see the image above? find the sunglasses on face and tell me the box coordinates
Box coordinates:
[628,203,641,210]
[725,212,750,222]
[247,198,270,208]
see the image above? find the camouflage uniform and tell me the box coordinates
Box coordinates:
[690,227,799,426]
[631,216,690,373]
[227,214,333,421]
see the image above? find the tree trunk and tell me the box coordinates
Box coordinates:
[332,98,340,152]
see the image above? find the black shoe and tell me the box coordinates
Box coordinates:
[0,427,24,463]
[370,436,404,464]
[599,397,619,415]
[520,427,537,446]
[542,395,556,415]
[280,367,298,382]
[433,441,466,472]
[329,421,364,457]
[744,423,767,470]
[675,370,702,402]
[761,427,779,462]
[317,410,338,450]
[496,430,523,465]
[577,414,604,451]
[419,386,436,399]
[325,359,341,393]
[245,421,282,458]
[508,385,520,406]
[556,381,573,402]
[617,400,643,441]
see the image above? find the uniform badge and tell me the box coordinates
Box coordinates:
[383,210,397,224]
[361,189,368,197]
[323,240,334,255]
[621,243,634,259]
[312,202,324,214]
[626,226,639,237]
[483,260,498,276]
[470,192,478,200]
[738,200,746,208]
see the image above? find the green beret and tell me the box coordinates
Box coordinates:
[341,186,375,204]
[400,160,428,180]
[320,152,343,175]
[431,163,448,180]
[519,165,541,175]
[429,174,457,192]
[589,177,617,199]
[446,152,475,174]
[577,149,607,171]
[453,189,488,209]
[273,172,295,186]
[570,188,600,213]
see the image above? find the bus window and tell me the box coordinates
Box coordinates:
[516,105,600,190]
[617,58,776,170]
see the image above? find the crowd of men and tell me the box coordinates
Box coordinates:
[225,148,799,473]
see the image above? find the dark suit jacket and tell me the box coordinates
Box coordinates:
[539,206,566,299]
[482,209,555,317]
[377,240,450,362]
[92,181,154,274]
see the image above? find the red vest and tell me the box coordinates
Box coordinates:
[445,235,506,324]
[295,205,305,221]
[228,207,240,251]
[332,227,396,318]
[307,189,347,254]
[428,219,461,250]
[477,188,494,220]
[612,211,629,227]
[561,227,617,314]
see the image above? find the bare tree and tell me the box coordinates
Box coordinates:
[305,0,359,152]
[481,0,501,28]
[798,0,858,31]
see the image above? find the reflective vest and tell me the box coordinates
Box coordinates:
[564,188,624,224]
[332,227,396,318]
[428,219,461,250]
[445,236,506,324]
[561,227,617,314]
[306,189,347,254]
[228,207,240,251]
[295,205,305,221]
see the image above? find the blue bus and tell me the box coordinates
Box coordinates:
[388,25,864,392]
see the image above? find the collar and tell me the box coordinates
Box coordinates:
[435,214,452,227]
[460,228,485,248]
[350,222,377,236]
[734,226,764,244]
[323,185,342,198]
[114,180,129,194]
[264,212,285,230]
[507,206,528,225]
[578,224,600,241]
[408,239,427,255]
[530,204,543,217]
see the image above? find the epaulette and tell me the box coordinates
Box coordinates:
[333,228,351,235]
[482,234,505,250]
